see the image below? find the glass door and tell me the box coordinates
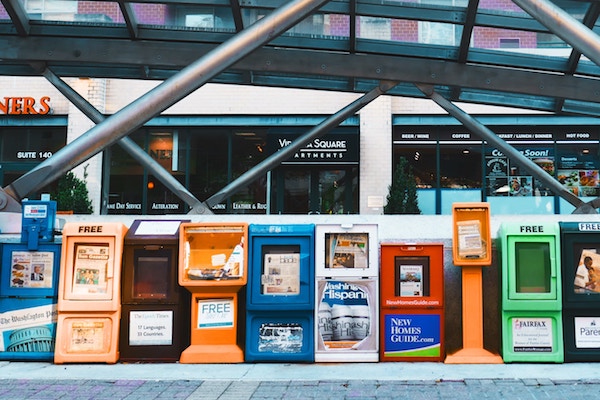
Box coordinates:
[273,167,357,214]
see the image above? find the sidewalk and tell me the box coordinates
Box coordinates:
[1,361,599,399]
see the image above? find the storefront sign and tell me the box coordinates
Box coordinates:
[129,311,173,346]
[383,314,441,358]
[269,133,359,165]
[0,96,51,115]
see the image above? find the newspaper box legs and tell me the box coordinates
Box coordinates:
[178,223,248,364]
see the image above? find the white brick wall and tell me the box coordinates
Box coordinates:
[359,96,392,215]
[65,78,105,214]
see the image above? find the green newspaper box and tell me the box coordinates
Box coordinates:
[499,222,563,363]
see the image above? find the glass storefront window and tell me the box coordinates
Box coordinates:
[556,142,600,199]
[440,143,482,189]
[105,124,357,215]
[392,145,436,189]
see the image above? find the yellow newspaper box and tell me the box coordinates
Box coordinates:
[54,222,127,364]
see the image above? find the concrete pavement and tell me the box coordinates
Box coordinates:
[1,361,599,399]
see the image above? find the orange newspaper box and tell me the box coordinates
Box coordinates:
[178,222,248,363]
[380,243,445,362]
[446,202,502,364]
[451,202,492,267]
[54,222,128,364]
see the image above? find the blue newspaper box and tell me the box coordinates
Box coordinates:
[0,199,61,361]
[245,224,314,362]
[560,221,600,361]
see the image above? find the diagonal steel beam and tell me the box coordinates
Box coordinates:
[512,0,600,67]
[2,0,331,207]
[36,64,213,214]
[1,0,29,35]
[416,84,592,213]
[205,81,398,208]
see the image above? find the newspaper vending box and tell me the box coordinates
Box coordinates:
[53,222,128,364]
[0,199,60,361]
[120,219,190,362]
[380,243,445,362]
[315,224,379,362]
[499,221,563,363]
[178,222,248,363]
[245,224,315,362]
[560,221,600,362]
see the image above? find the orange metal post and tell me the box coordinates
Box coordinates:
[445,266,502,364]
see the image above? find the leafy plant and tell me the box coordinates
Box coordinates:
[384,156,421,214]
[51,166,93,214]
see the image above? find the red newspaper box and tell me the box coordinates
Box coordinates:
[380,242,445,362]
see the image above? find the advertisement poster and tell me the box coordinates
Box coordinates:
[485,151,555,197]
[0,304,57,353]
[72,243,110,295]
[399,265,423,297]
[129,311,173,346]
[383,314,441,358]
[557,169,599,197]
[325,233,369,269]
[574,317,600,349]
[258,323,303,353]
[261,253,300,295]
[68,320,107,353]
[10,251,54,289]
[456,220,484,259]
[316,279,376,352]
[573,249,600,293]
[197,298,234,329]
[512,317,553,352]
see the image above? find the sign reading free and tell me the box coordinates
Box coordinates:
[197,298,235,329]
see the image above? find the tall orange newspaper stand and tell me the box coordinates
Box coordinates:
[178,222,248,363]
[54,222,128,364]
[445,202,502,364]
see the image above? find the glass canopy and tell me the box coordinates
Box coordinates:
[2,0,600,114]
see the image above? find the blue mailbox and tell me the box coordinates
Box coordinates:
[245,224,314,362]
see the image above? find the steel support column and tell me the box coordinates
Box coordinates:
[205,81,398,208]
[415,84,597,213]
[1,0,331,208]
[38,66,212,214]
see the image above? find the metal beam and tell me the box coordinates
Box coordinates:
[118,1,139,39]
[205,81,398,208]
[2,0,331,205]
[1,0,29,35]
[416,84,591,212]
[2,38,600,105]
[512,0,600,68]
[36,65,212,214]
